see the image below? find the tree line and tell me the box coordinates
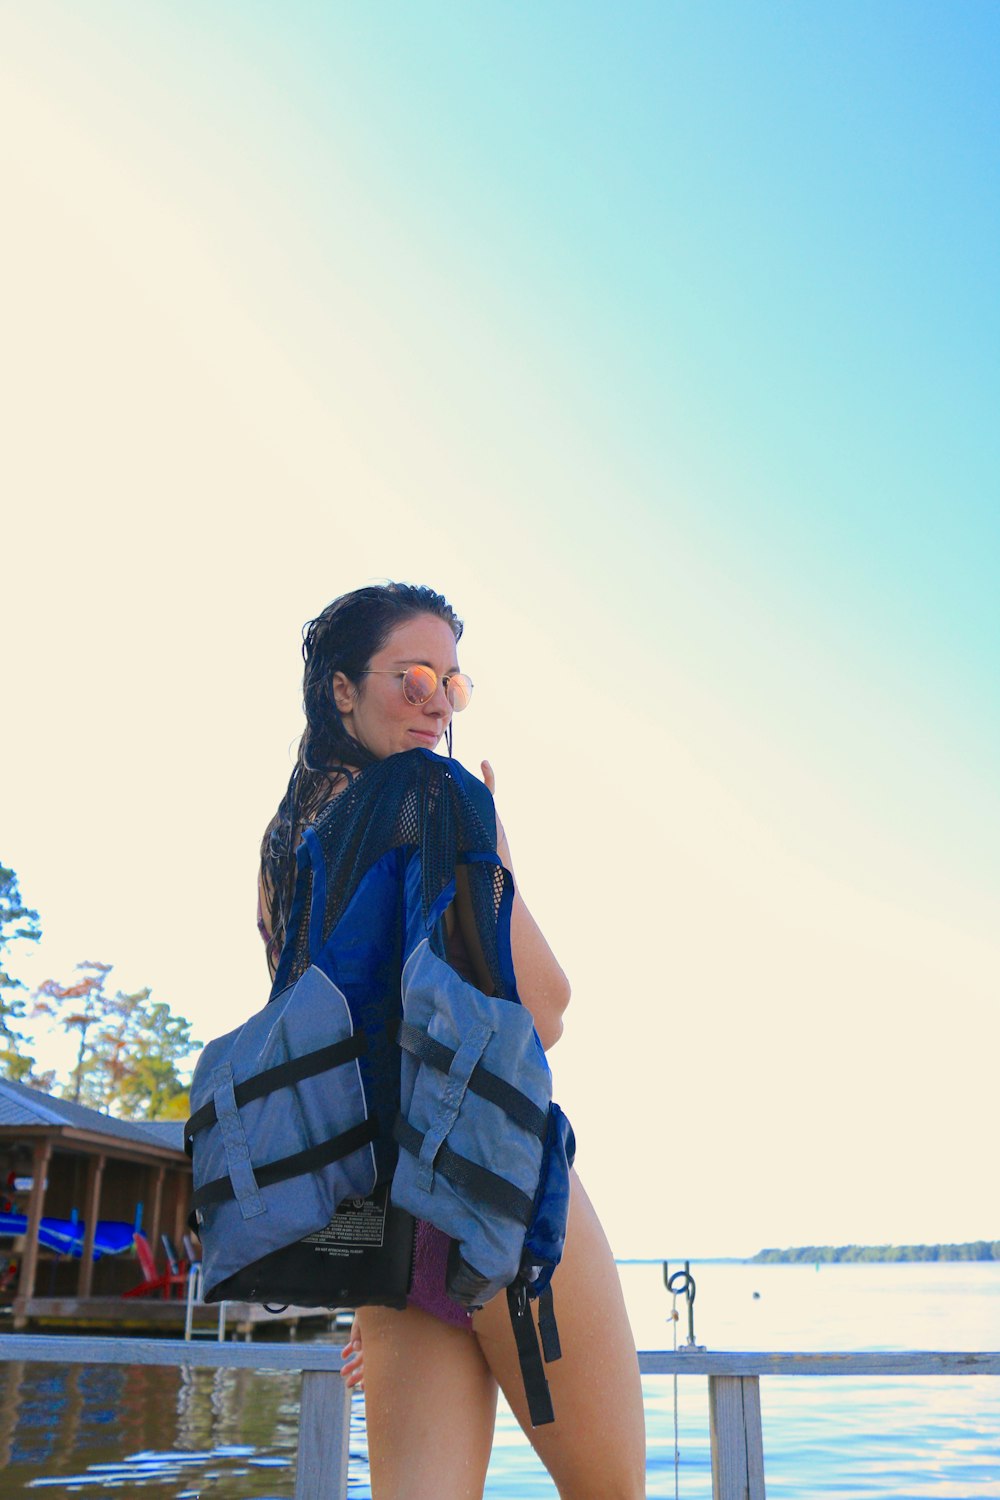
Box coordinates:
[751,1242,1000,1263]
[0,862,199,1119]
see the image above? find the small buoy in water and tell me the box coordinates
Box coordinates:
[752,1291,761,1300]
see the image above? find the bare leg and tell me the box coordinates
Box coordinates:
[356,1302,499,1500]
[472,1170,646,1500]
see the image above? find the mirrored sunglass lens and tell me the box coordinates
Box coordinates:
[446,674,473,711]
[402,665,436,704]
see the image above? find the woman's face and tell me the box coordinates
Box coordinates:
[333,613,461,762]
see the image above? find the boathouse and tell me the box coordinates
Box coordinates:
[0,1077,190,1328]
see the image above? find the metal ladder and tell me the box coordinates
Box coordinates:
[183,1262,227,1341]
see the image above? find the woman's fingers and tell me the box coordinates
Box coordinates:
[481,759,496,794]
[340,1335,365,1390]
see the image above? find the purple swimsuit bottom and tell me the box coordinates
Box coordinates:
[409,1220,473,1329]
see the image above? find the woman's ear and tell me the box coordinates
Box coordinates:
[331,671,356,715]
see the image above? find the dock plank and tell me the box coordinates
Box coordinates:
[0,1334,347,1370]
[11,1296,335,1332]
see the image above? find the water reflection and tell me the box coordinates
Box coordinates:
[0,1361,306,1499]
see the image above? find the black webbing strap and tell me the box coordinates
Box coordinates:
[184,1032,369,1151]
[191,1117,378,1212]
[393,1116,534,1226]
[537,1282,562,1363]
[396,1021,548,1139]
[507,1284,554,1427]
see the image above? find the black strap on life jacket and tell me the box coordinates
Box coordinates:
[536,1283,561,1362]
[395,1021,548,1138]
[190,1117,379,1213]
[507,1282,559,1427]
[393,1116,534,1225]
[183,1032,369,1154]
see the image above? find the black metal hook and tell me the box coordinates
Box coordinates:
[663,1259,701,1348]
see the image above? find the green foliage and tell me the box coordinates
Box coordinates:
[96,993,199,1120]
[34,963,200,1119]
[1,866,200,1111]
[751,1241,1000,1264]
[0,863,43,1080]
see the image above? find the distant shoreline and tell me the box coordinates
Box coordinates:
[616,1241,1000,1265]
[750,1241,1000,1263]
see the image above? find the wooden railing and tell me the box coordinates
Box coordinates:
[639,1349,1000,1499]
[0,1336,997,1498]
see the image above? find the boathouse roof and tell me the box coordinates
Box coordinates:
[0,1077,186,1157]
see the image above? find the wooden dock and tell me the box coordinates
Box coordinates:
[0,1336,996,1499]
[5,1295,336,1336]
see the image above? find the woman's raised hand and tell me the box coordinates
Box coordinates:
[481,761,511,864]
[340,1316,364,1391]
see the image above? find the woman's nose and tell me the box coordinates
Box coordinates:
[423,680,452,718]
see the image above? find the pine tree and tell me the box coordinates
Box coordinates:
[0,863,43,1081]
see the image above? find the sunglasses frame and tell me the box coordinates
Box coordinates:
[361,665,474,711]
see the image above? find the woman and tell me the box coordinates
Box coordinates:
[259,583,645,1500]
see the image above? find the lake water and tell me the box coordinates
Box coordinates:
[1,1261,998,1497]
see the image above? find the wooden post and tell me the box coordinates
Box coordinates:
[14,1141,53,1326]
[294,1369,351,1500]
[173,1171,190,1252]
[77,1154,106,1298]
[148,1166,165,1255]
[709,1374,765,1500]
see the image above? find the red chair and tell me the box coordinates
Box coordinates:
[122,1231,188,1299]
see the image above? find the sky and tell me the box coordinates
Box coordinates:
[2,1,998,1259]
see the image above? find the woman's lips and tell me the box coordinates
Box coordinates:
[409,728,440,744]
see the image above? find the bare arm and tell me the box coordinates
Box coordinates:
[483,760,570,1050]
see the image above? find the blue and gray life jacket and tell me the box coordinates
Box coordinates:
[186,749,574,1425]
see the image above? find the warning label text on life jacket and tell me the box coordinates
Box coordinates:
[302,1192,387,1254]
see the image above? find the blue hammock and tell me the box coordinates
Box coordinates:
[0,1211,134,1259]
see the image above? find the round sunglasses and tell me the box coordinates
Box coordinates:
[362,664,474,712]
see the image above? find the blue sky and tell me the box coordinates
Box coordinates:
[2,1,997,1256]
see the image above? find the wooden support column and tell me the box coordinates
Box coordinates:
[148,1166,165,1254]
[709,1374,765,1500]
[295,1370,351,1500]
[173,1172,190,1253]
[76,1154,106,1298]
[14,1140,52,1327]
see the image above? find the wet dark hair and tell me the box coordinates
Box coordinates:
[259,582,463,969]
